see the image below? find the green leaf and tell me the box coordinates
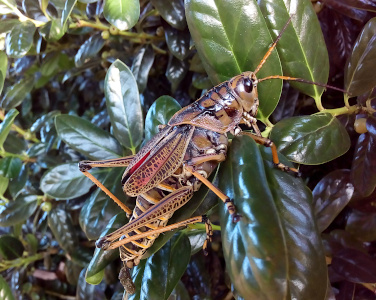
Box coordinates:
[85,268,105,285]
[151,0,186,30]
[86,213,128,278]
[40,163,110,199]
[144,96,181,143]
[0,51,7,95]
[75,33,105,67]
[39,19,66,42]
[48,207,78,253]
[165,55,188,93]
[55,114,123,160]
[345,17,376,96]
[61,0,77,28]
[130,232,191,300]
[79,168,126,240]
[0,195,38,226]
[259,0,329,100]
[131,45,155,94]
[0,157,22,179]
[0,235,24,259]
[0,19,20,34]
[40,52,61,77]
[1,76,34,109]
[103,0,140,31]
[0,175,9,196]
[0,0,17,14]
[5,21,36,58]
[218,135,327,299]
[185,0,283,122]
[270,113,351,164]
[0,108,18,148]
[104,60,143,151]
[0,274,15,300]
[164,25,190,61]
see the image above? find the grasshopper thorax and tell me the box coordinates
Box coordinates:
[229,71,259,117]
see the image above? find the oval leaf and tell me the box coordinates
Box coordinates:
[1,76,34,109]
[259,0,329,100]
[5,21,36,58]
[151,0,186,30]
[313,169,354,232]
[346,210,376,242]
[0,235,24,259]
[0,108,18,148]
[345,17,376,96]
[105,60,143,151]
[131,45,155,94]
[130,232,191,300]
[0,51,7,95]
[270,113,351,164]
[218,135,326,299]
[0,275,15,300]
[55,114,123,160]
[75,33,105,67]
[144,96,181,142]
[185,0,283,121]
[0,195,38,226]
[103,0,140,31]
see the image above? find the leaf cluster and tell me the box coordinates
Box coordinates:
[0,0,376,299]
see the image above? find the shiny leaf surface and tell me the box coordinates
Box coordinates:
[5,21,36,58]
[103,0,140,31]
[61,0,77,28]
[0,51,7,95]
[131,45,155,94]
[130,232,191,300]
[163,24,190,61]
[1,76,34,109]
[0,108,18,148]
[218,135,326,299]
[0,195,38,226]
[346,210,376,242]
[165,55,188,93]
[313,169,354,232]
[75,33,105,67]
[105,60,143,151]
[151,0,186,30]
[0,157,22,179]
[0,275,14,300]
[144,95,181,142]
[0,235,24,260]
[55,114,123,160]
[259,0,329,100]
[345,18,376,96]
[270,113,350,164]
[185,0,283,121]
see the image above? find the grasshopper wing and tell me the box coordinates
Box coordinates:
[122,125,194,196]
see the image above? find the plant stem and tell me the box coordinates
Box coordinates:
[321,105,359,117]
[0,111,40,143]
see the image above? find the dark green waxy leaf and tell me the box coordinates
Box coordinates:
[313,169,354,232]
[350,132,376,197]
[55,114,123,160]
[22,0,47,22]
[170,281,190,300]
[259,0,329,100]
[332,248,376,283]
[65,260,83,286]
[75,33,105,67]
[218,135,326,299]
[3,133,27,155]
[86,213,128,279]
[48,207,78,254]
[130,232,191,300]
[105,60,143,151]
[40,163,109,199]
[0,108,18,148]
[40,52,61,77]
[151,0,186,30]
[345,18,376,96]
[163,24,190,61]
[0,19,20,34]
[0,176,8,197]
[0,195,38,226]
[131,45,155,93]
[0,274,15,300]
[0,235,24,259]
[1,76,34,109]
[0,51,7,95]
[185,0,283,121]
[61,0,77,28]
[192,73,212,90]
[270,113,350,164]
[322,229,367,256]
[144,96,181,142]
[5,21,36,58]
[166,55,188,93]
[0,157,22,179]
[39,19,66,42]
[79,168,126,240]
[103,0,140,31]
[346,210,376,242]
[78,268,106,298]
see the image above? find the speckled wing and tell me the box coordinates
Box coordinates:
[122,125,194,196]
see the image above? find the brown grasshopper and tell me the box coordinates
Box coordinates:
[78,18,344,294]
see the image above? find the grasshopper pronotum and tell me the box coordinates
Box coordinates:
[78,16,345,295]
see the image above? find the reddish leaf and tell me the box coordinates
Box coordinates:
[313,169,354,232]
[331,248,376,283]
[322,229,366,257]
[325,0,370,21]
[346,209,376,242]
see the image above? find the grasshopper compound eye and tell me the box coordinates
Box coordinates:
[243,77,253,93]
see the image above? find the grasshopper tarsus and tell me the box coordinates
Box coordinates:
[95,237,110,250]
[232,213,242,223]
[78,161,92,172]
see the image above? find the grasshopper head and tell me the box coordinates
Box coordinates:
[230,71,259,115]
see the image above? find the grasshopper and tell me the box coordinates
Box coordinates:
[78,17,344,294]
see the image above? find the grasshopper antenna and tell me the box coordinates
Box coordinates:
[254,15,293,75]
